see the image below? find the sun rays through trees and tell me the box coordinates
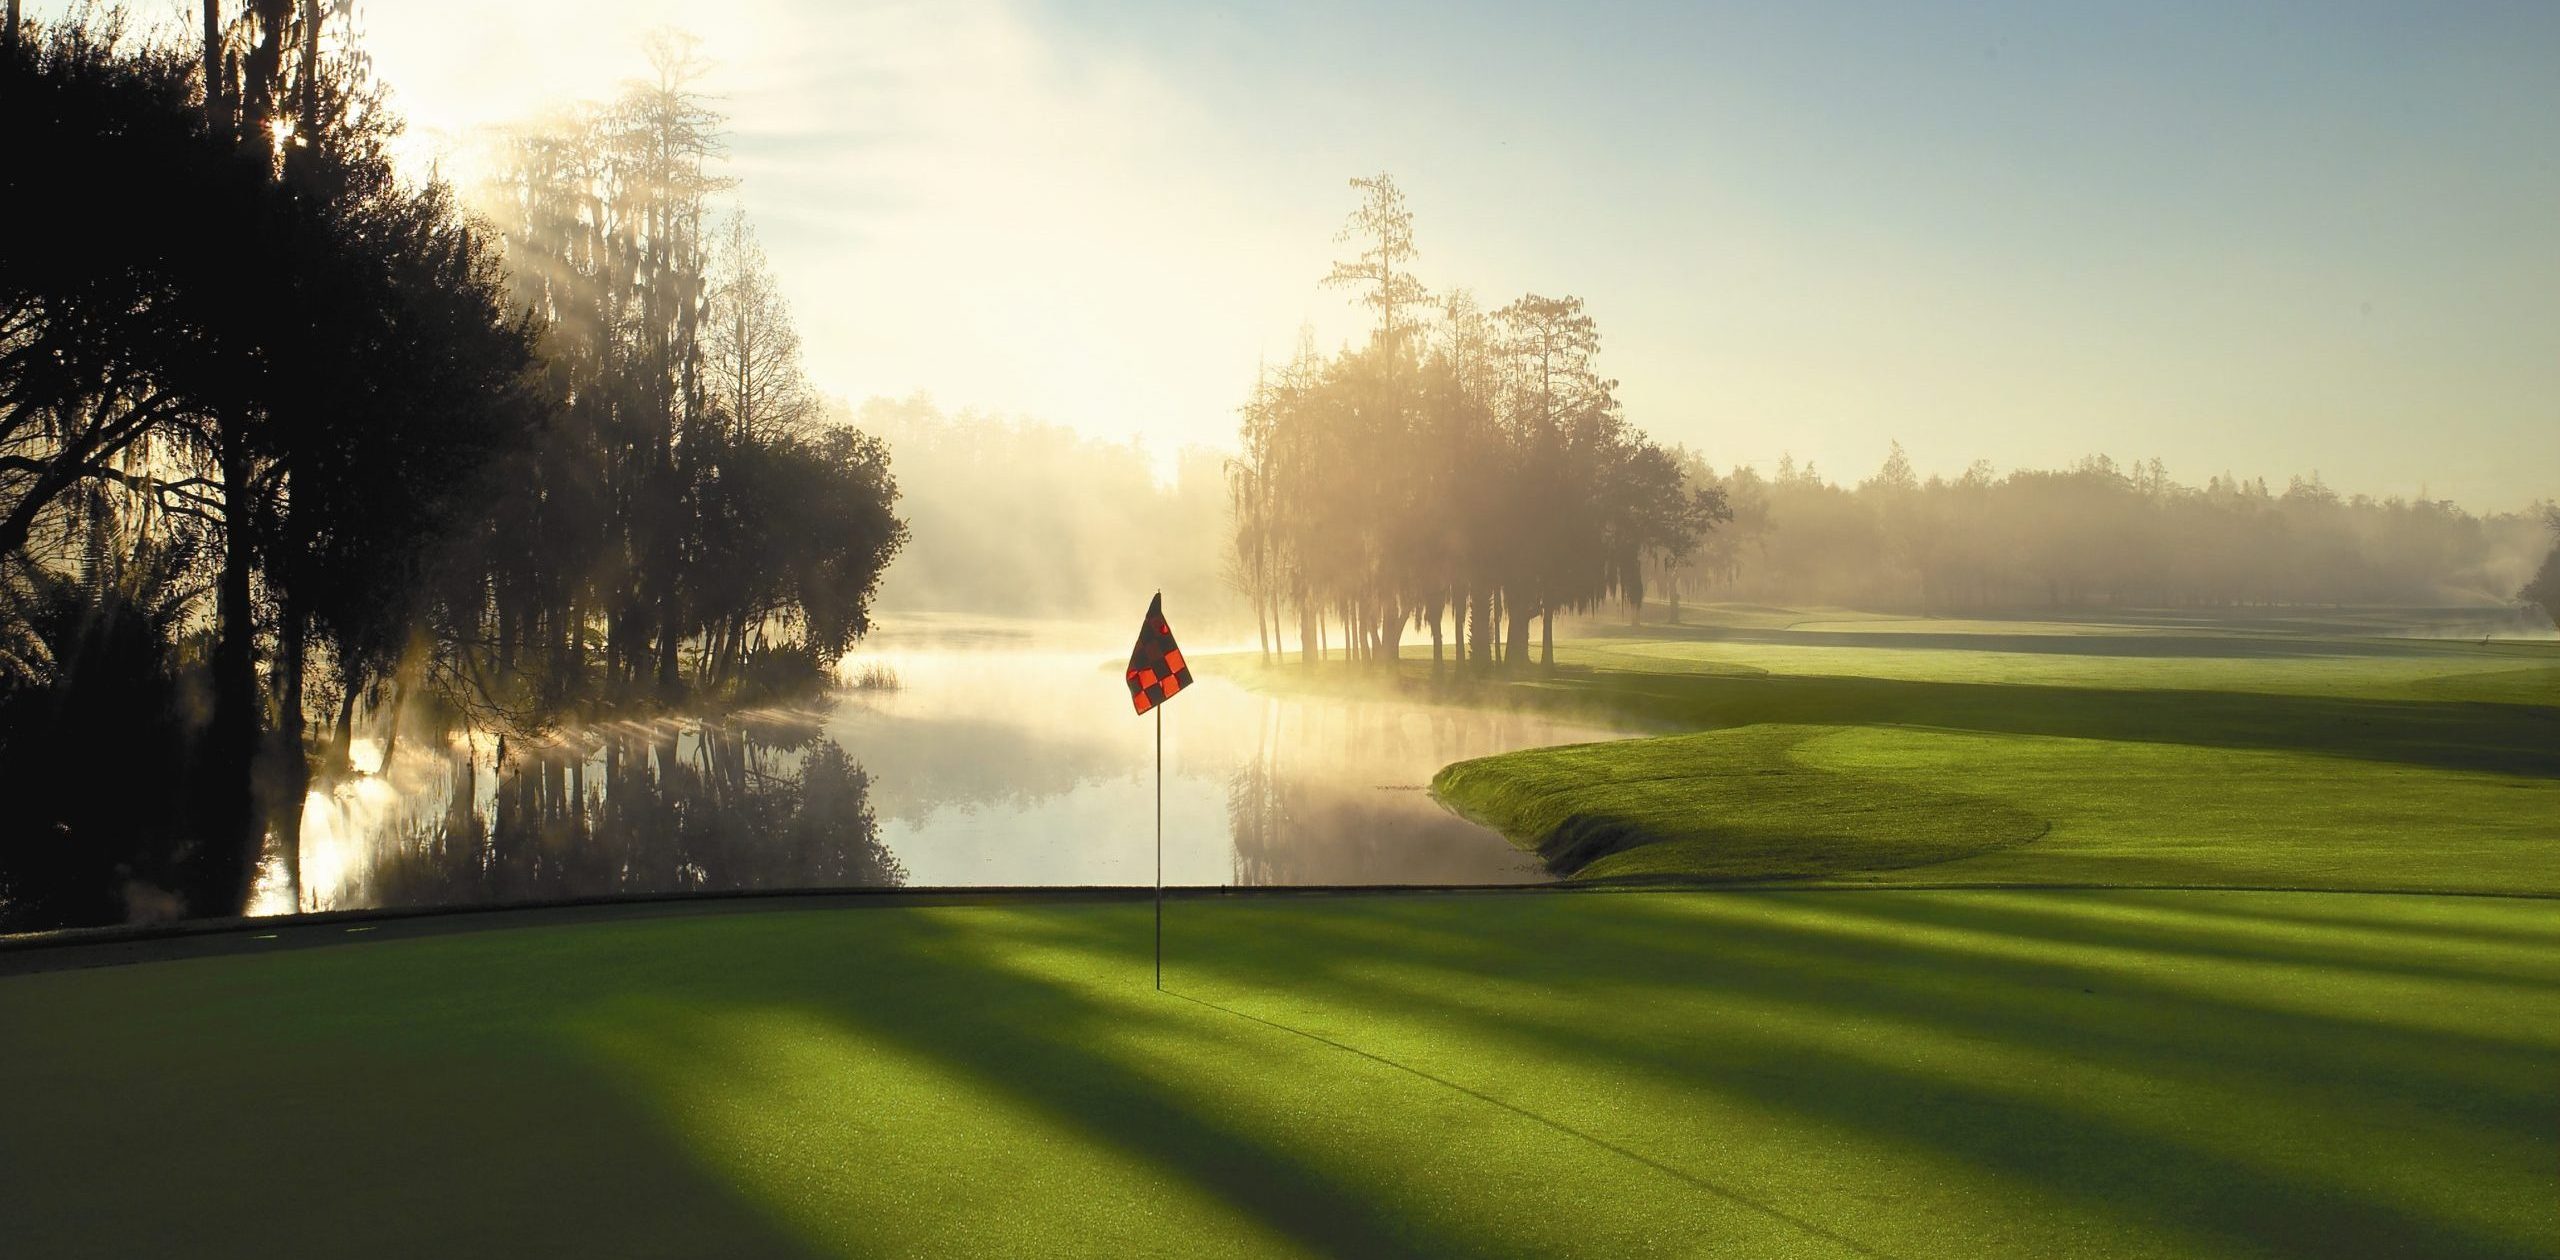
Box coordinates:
[0,14,904,928]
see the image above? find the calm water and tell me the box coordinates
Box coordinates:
[251,616,1627,914]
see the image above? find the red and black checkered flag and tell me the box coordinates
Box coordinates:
[1126,593,1192,715]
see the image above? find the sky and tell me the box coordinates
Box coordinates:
[89,0,2560,508]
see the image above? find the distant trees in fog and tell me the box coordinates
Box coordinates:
[1227,175,1728,670]
[1656,448,2551,615]
[851,397,1231,622]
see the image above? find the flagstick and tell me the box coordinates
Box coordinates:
[1154,701,1163,991]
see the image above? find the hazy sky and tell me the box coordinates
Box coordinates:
[97,1,2560,506]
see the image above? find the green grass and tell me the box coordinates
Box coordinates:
[1226,605,2560,891]
[1434,726,2050,880]
[4,891,2556,1258]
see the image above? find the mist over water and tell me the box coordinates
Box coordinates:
[250,615,1614,914]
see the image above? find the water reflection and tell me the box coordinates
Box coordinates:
[266,714,902,914]
[255,616,1626,914]
[815,617,1624,889]
[1223,696,1588,886]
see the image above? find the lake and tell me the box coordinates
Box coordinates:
[250,616,1626,914]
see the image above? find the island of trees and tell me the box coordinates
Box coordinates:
[1225,175,1729,671]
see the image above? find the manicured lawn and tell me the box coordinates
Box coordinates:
[1231,607,2560,890]
[1437,722,2558,890]
[5,890,2555,1258]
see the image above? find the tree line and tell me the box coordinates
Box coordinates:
[1658,446,2554,617]
[0,11,904,930]
[1225,175,1727,671]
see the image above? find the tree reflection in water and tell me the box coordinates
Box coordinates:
[1226,699,1550,887]
[255,638,1600,911]
[327,711,903,911]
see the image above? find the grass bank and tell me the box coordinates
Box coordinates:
[4,890,2554,1258]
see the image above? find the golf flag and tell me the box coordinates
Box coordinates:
[1126,593,1192,715]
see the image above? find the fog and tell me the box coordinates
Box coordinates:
[867,387,2559,674]
[1661,450,2555,620]
[849,397,1242,638]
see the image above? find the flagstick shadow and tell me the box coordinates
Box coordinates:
[1158,985,1897,1260]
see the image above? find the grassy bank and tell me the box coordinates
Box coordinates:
[1234,607,2560,890]
[5,890,2555,1258]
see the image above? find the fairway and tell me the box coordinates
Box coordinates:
[3,892,2554,1258]
[1252,609,2560,891]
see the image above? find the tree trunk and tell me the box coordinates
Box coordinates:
[273,595,310,907]
[295,0,320,136]
[195,443,263,917]
[566,596,588,703]
[1505,603,1533,672]
[332,681,357,773]
[607,604,628,690]
[377,659,408,770]
[202,0,227,136]
[655,596,682,695]
[1450,589,1467,666]
[1469,587,1494,670]
[1540,609,1555,670]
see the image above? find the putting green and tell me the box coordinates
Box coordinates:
[2,891,2552,1258]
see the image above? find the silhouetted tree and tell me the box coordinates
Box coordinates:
[8,13,553,919]
[1323,174,1430,350]
[707,210,814,444]
[0,535,203,931]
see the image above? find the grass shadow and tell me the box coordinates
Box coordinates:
[1023,891,2560,1258]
